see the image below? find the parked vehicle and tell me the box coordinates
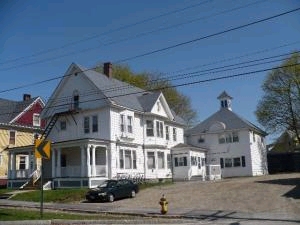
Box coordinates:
[85,179,139,202]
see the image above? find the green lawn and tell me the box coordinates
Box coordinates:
[10,188,87,203]
[0,208,137,221]
[7,180,173,203]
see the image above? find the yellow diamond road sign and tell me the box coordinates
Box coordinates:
[35,139,51,159]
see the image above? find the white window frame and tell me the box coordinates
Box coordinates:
[173,127,177,141]
[127,116,133,133]
[147,151,155,169]
[157,152,165,169]
[165,126,169,140]
[146,120,154,137]
[120,115,125,132]
[156,121,164,138]
[119,149,137,170]
[33,113,40,127]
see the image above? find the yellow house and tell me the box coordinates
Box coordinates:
[0,94,44,187]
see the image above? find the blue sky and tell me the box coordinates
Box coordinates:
[1,0,299,143]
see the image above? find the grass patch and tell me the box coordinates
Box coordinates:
[10,180,173,203]
[10,188,87,203]
[0,208,137,221]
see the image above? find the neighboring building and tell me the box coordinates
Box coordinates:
[185,91,268,178]
[269,129,300,153]
[267,129,300,174]
[0,94,44,186]
[8,63,185,189]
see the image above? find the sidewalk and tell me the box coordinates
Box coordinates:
[1,199,300,225]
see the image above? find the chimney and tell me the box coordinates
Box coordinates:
[23,94,31,101]
[103,62,112,78]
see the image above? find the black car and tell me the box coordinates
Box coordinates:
[85,179,139,202]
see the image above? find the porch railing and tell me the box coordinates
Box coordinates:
[59,165,106,177]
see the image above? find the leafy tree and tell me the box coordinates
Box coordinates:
[255,52,300,144]
[95,64,197,126]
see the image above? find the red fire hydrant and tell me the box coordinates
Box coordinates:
[159,194,168,214]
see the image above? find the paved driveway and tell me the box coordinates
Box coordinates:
[104,173,300,216]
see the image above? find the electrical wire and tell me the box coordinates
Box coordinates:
[0,0,265,70]
[0,0,213,65]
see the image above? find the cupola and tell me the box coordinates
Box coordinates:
[217,91,233,111]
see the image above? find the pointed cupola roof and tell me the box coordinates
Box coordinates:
[217,91,233,111]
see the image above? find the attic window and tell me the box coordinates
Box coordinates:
[198,135,205,143]
[9,131,16,145]
[157,102,161,112]
[33,113,40,127]
[73,90,79,110]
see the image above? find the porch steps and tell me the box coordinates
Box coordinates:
[189,175,205,181]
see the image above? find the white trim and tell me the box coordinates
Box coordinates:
[9,97,45,124]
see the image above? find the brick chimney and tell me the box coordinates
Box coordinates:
[23,94,31,101]
[103,62,112,78]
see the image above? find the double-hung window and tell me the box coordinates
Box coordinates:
[120,115,125,132]
[119,149,137,169]
[156,121,163,138]
[146,120,154,137]
[127,116,133,133]
[84,117,90,134]
[92,115,98,132]
[157,152,165,169]
[9,131,16,145]
[147,152,155,169]
[165,126,169,140]
[33,113,40,127]
[173,128,177,141]
[174,156,187,167]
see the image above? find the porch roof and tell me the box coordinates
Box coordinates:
[171,143,208,152]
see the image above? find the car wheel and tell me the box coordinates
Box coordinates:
[108,194,114,202]
[130,190,136,198]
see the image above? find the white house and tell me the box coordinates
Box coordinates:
[8,62,185,188]
[185,91,268,178]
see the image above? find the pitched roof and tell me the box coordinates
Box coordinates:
[76,64,185,125]
[186,108,267,136]
[0,97,39,124]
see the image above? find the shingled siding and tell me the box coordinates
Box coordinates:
[250,133,268,176]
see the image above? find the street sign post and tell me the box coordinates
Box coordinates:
[34,139,51,218]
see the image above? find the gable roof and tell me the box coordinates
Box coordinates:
[48,63,185,125]
[0,97,43,125]
[186,108,267,136]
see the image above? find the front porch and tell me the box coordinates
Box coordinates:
[7,140,110,189]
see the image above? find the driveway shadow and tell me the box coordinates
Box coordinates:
[256,177,300,199]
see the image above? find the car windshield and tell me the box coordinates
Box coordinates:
[98,181,117,188]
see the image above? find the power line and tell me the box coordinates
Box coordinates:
[115,7,300,63]
[0,61,298,119]
[37,63,300,113]
[0,0,264,70]
[0,0,212,65]
[0,42,298,96]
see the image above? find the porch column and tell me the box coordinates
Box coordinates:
[52,148,56,178]
[91,145,96,177]
[28,151,34,175]
[86,145,91,177]
[106,148,108,177]
[12,153,16,179]
[57,148,61,177]
[80,146,85,177]
[7,152,12,179]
